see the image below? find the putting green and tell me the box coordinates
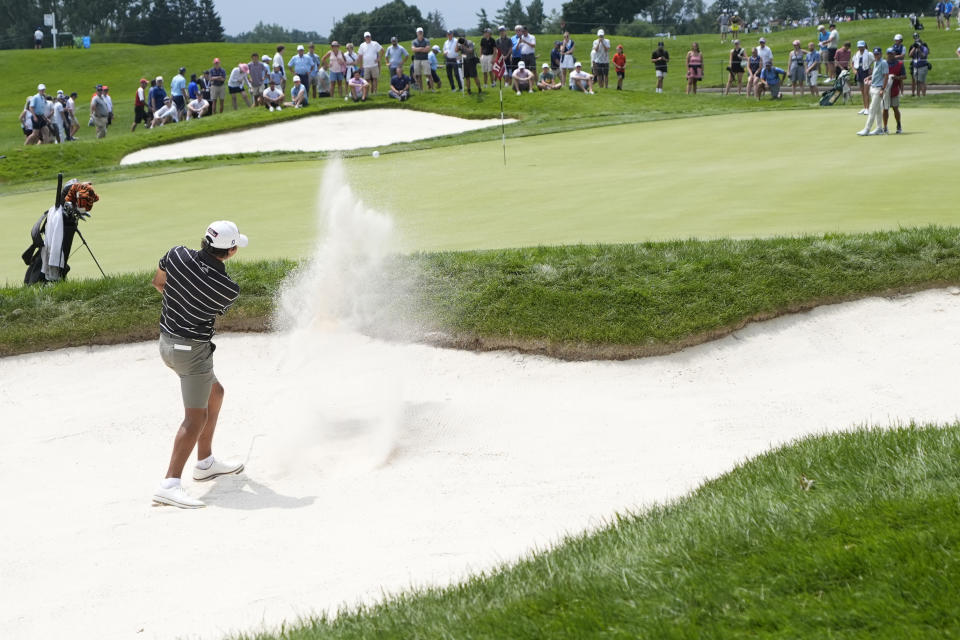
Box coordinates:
[1,107,956,285]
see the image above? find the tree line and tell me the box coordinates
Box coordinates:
[1,0,223,49]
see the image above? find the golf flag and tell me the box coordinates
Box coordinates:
[492,50,506,79]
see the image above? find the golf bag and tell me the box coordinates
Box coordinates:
[21,179,99,284]
[819,69,850,106]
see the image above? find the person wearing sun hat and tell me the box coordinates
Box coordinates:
[851,40,874,113]
[227,61,252,109]
[151,221,249,510]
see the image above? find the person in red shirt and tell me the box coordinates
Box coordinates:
[882,47,905,134]
[131,78,150,132]
[613,45,626,90]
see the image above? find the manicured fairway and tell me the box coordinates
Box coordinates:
[1,107,956,284]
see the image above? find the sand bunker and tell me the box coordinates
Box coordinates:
[119,109,514,165]
[1,289,959,639]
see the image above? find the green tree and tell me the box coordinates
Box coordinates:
[561,0,646,33]
[525,0,545,31]
[196,0,224,42]
[543,8,564,31]
[366,0,427,42]
[476,8,492,32]
[495,0,526,29]
[424,9,445,36]
[771,0,810,20]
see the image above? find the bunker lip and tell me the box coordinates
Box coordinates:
[1,289,958,640]
[119,109,516,165]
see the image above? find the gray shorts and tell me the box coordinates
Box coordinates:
[159,333,217,409]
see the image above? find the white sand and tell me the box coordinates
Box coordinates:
[2,289,959,640]
[119,109,514,165]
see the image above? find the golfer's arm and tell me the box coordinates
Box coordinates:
[152,268,166,293]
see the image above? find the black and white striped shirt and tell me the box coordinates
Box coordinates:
[158,246,240,341]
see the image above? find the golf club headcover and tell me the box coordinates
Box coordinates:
[64,182,99,213]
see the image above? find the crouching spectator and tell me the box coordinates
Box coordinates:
[569,61,595,93]
[511,60,535,94]
[389,66,412,101]
[756,60,785,100]
[287,75,308,108]
[537,63,562,90]
[186,93,209,120]
[348,69,370,101]
[263,80,284,110]
[151,96,179,127]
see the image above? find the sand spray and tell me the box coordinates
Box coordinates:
[261,159,413,476]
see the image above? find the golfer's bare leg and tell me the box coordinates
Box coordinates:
[196,382,224,461]
[165,408,208,479]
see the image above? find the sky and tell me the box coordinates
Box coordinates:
[214,0,564,37]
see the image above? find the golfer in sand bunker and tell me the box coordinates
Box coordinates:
[151,221,248,508]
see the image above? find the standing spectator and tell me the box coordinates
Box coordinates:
[288,45,317,96]
[805,42,821,96]
[149,77,167,114]
[550,40,562,72]
[151,96,179,127]
[273,45,287,91]
[347,69,370,101]
[537,63,562,90]
[825,23,840,79]
[442,30,463,92]
[511,60,536,94]
[725,39,746,95]
[132,78,149,132]
[510,25,523,76]
[410,29,433,91]
[651,41,669,93]
[788,40,806,96]
[323,42,348,98]
[170,67,188,118]
[428,45,442,88]
[816,25,830,78]
[613,44,626,90]
[344,43,359,82]
[186,93,209,120]
[890,34,906,62]
[756,59,785,100]
[287,75,308,108]
[50,94,65,142]
[496,26,514,80]
[518,26,536,70]
[29,83,48,134]
[21,97,39,145]
[358,32,383,94]
[479,28,497,88]
[263,80,284,110]
[102,85,114,128]
[200,70,212,114]
[388,65,412,101]
[316,62,331,97]
[569,61,595,93]
[851,40,874,113]
[882,48,906,134]
[756,37,773,67]
[686,42,703,94]
[457,36,482,94]
[90,86,111,137]
[227,63,252,110]
[248,53,267,105]
[560,34,576,87]
[719,11,731,43]
[592,29,611,89]
[909,34,930,97]
[209,58,226,114]
[834,40,852,82]
[307,43,321,98]
[34,26,43,49]
[945,0,955,30]
[731,12,743,40]
[67,92,79,139]
[857,47,888,135]
[935,1,946,29]
[385,37,409,79]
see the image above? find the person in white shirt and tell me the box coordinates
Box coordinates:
[756,37,773,66]
[511,60,535,94]
[262,80,284,110]
[186,94,209,119]
[273,45,286,91]
[34,27,43,49]
[518,26,536,70]
[227,63,252,110]
[569,61,596,93]
[51,96,66,142]
[592,29,611,88]
[67,92,79,139]
[442,30,462,91]
[357,31,383,93]
[850,40,874,114]
[150,97,179,127]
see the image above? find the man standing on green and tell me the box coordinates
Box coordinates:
[151,221,248,509]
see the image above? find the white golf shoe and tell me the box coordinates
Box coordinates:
[856,129,869,135]
[152,484,204,509]
[193,458,245,482]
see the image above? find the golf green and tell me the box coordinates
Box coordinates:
[1,107,955,285]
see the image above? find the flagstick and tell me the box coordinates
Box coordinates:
[500,78,506,166]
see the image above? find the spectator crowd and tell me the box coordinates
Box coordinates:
[18,21,959,145]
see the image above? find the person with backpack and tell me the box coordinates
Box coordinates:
[909,34,930,96]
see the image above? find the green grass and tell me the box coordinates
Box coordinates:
[4,107,960,286]
[228,423,960,639]
[3,227,959,358]
[4,21,958,186]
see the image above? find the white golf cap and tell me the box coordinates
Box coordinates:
[894,33,903,40]
[262,54,271,61]
[293,75,301,82]
[363,31,371,37]
[574,61,582,67]
[498,25,506,30]
[37,83,45,90]
[297,44,304,50]
[542,63,549,68]
[515,24,522,30]
[416,26,423,32]
[205,221,248,249]
[517,61,525,68]
[857,40,866,47]
[597,29,605,36]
